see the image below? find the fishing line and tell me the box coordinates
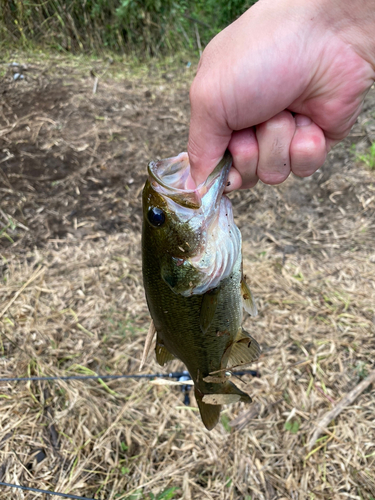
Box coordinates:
[0,481,97,500]
[0,370,259,384]
[0,370,259,406]
[0,373,184,383]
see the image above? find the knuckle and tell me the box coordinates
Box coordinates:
[262,111,294,131]
[230,140,258,163]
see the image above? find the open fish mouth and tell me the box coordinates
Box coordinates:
[147,151,232,213]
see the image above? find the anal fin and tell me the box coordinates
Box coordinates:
[155,334,175,366]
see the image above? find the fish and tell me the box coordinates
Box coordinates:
[141,150,260,430]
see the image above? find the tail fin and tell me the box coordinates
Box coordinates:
[195,388,221,431]
[195,382,252,430]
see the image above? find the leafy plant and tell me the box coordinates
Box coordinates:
[150,487,178,500]
[0,0,258,57]
[221,413,231,432]
[284,418,300,434]
[357,142,375,170]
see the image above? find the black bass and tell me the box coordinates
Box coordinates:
[141,151,260,430]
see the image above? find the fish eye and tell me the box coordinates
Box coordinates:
[147,207,166,227]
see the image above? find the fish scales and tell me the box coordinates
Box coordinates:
[142,151,260,430]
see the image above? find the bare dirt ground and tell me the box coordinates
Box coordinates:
[0,54,375,500]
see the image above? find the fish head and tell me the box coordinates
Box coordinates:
[142,151,241,296]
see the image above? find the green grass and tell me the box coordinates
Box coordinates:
[357,142,375,170]
[0,0,258,59]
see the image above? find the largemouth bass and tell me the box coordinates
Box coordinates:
[141,150,260,430]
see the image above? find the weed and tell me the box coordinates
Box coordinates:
[284,418,301,434]
[150,487,178,500]
[357,142,375,170]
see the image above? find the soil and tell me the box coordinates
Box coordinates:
[0,59,191,247]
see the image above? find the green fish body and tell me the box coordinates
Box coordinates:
[142,151,260,430]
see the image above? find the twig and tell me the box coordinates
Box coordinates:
[183,13,210,29]
[93,77,98,94]
[0,209,29,232]
[307,370,375,451]
[0,265,44,319]
[195,24,202,58]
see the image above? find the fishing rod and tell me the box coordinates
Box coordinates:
[0,369,260,405]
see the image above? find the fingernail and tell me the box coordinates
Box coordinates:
[295,115,312,127]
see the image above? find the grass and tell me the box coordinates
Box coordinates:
[357,142,375,169]
[0,45,199,85]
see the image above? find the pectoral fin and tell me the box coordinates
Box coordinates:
[155,334,175,366]
[139,320,156,371]
[241,278,258,316]
[221,327,261,370]
[200,287,220,333]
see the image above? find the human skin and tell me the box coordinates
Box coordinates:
[188,0,375,191]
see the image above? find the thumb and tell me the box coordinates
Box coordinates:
[188,76,232,186]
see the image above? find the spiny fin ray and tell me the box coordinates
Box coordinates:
[139,320,156,371]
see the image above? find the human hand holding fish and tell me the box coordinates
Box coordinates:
[188,0,375,191]
[142,150,260,430]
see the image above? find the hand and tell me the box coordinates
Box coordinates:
[188,0,375,190]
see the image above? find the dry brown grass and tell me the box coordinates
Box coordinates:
[0,55,375,500]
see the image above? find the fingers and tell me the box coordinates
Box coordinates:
[256,111,296,184]
[290,115,327,177]
[226,128,259,191]
[224,112,328,191]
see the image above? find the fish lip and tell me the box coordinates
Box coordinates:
[148,152,191,192]
[148,152,201,209]
[147,150,232,210]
